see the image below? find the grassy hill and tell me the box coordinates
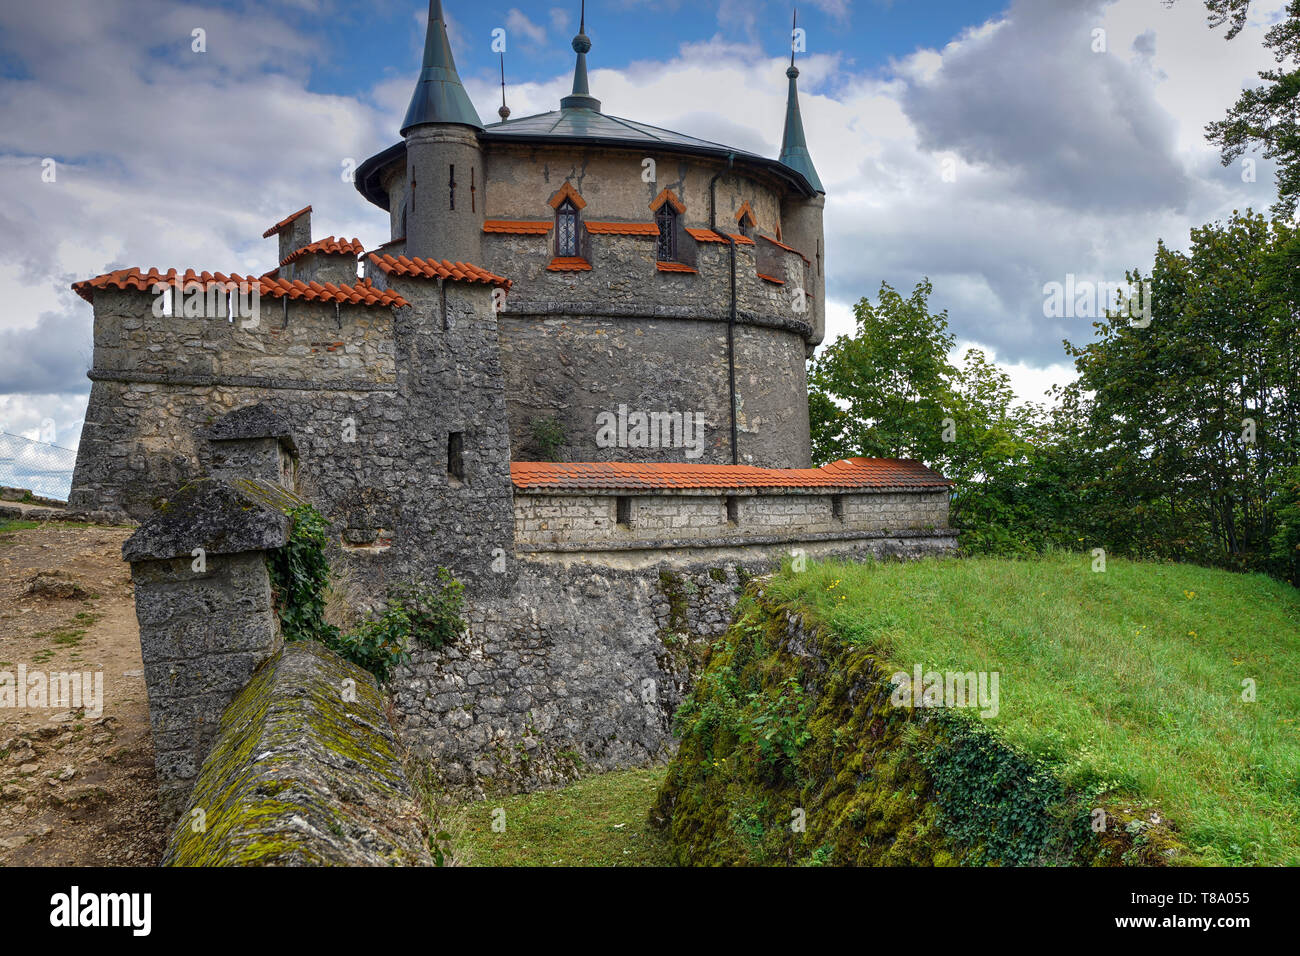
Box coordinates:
[653,553,1300,866]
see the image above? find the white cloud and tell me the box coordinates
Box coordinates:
[506,8,549,47]
[0,0,1289,455]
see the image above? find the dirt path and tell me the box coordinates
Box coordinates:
[0,520,165,866]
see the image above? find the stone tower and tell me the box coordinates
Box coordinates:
[401,0,485,263]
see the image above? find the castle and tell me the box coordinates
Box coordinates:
[66,1,955,812]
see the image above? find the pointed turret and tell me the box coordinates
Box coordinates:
[401,0,483,133]
[400,1,485,262]
[560,1,601,112]
[778,11,823,194]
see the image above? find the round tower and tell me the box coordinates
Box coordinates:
[401,0,484,263]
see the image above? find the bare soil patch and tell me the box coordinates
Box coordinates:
[0,521,164,866]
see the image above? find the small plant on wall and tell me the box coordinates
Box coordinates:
[531,415,566,462]
[268,505,466,682]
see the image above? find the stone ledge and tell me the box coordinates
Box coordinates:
[164,640,432,866]
[87,368,399,392]
[517,527,957,554]
[122,477,301,563]
[202,402,299,455]
[500,300,814,338]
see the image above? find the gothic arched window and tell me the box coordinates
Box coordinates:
[556,199,579,257]
[655,204,678,261]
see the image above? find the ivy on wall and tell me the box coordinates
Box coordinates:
[267,504,466,682]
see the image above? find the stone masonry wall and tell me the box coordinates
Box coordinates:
[130,551,283,820]
[397,531,956,797]
[514,489,951,549]
[71,279,517,599]
[164,641,432,866]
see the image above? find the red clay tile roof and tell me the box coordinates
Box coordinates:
[686,228,728,244]
[649,188,686,214]
[511,458,951,491]
[72,268,408,308]
[484,220,552,234]
[727,233,756,245]
[759,233,810,263]
[367,253,511,287]
[656,261,698,274]
[257,277,408,307]
[756,272,785,285]
[262,205,311,238]
[279,236,365,267]
[548,181,586,210]
[547,256,593,271]
[585,221,659,235]
[735,200,757,226]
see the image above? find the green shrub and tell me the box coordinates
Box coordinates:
[267,505,336,645]
[531,415,565,462]
[267,504,464,682]
[388,569,466,650]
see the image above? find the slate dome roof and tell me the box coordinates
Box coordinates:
[355,2,823,210]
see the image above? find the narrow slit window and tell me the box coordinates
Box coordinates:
[449,164,456,210]
[447,432,465,486]
[726,496,740,525]
[831,495,844,520]
[556,199,579,257]
[655,204,678,261]
[615,496,633,528]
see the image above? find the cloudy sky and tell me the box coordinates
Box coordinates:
[0,0,1289,450]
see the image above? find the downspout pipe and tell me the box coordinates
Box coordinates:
[709,152,739,465]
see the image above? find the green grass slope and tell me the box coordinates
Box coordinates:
[654,553,1300,866]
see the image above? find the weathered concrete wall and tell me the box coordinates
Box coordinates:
[395,561,740,796]
[130,551,284,821]
[164,641,432,866]
[514,489,950,548]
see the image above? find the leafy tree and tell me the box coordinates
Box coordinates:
[1061,210,1300,571]
[1202,0,1300,217]
[809,279,955,466]
[809,280,1065,554]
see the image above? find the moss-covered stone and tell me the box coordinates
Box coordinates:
[651,590,1182,866]
[164,640,432,866]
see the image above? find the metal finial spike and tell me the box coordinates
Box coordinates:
[498,53,510,120]
[580,0,586,34]
[791,7,798,67]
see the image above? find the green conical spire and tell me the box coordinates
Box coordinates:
[779,11,823,193]
[401,0,483,133]
[560,0,601,111]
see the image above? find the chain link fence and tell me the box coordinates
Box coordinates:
[0,432,76,503]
